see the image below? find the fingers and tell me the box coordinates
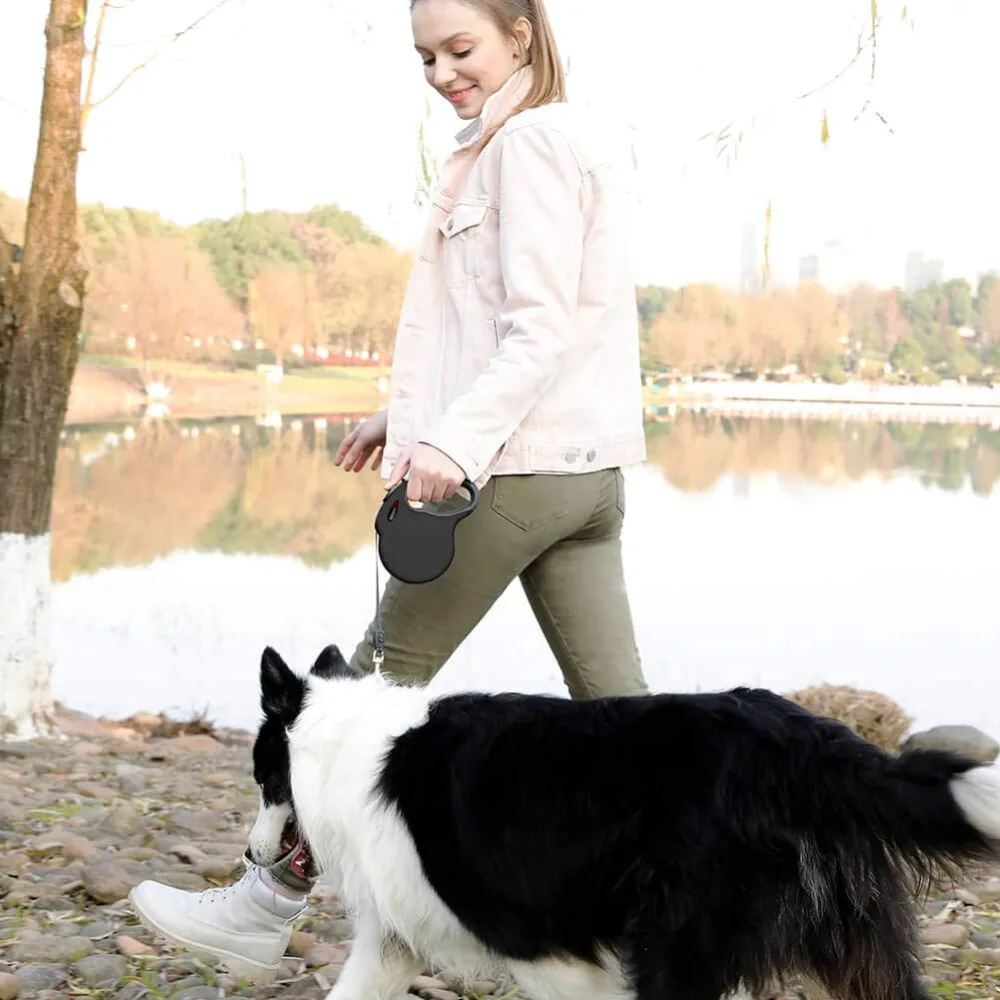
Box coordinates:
[333,428,359,467]
[342,442,371,473]
[369,446,383,472]
[386,450,412,491]
[405,472,424,503]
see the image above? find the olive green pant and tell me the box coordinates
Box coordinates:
[350,468,647,700]
[266,469,647,892]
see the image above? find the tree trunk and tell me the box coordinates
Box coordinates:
[0,0,88,739]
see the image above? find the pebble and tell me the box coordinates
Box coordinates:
[115,765,149,795]
[164,809,230,838]
[954,887,982,906]
[0,973,18,1000]
[901,724,999,764]
[81,861,144,903]
[411,976,450,991]
[303,941,348,969]
[971,931,1000,948]
[11,932,95,965]
[14,965,69,993]
[113,984,151,1000]
[959,947,1000,966]
[920,923,969,948]
[117,935,154,957]
[977,878,1000,902]
[288,930,317,957]
[74,953,128,987]
[27,832,97,862]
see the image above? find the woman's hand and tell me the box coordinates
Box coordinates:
[387,443,466,503]
[334,409,388,473]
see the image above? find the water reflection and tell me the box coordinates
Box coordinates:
[52,412,1000,582]
[50,412,999,741]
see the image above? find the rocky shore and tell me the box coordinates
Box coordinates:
[1,707,999,1000]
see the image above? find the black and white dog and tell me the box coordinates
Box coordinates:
[249,645,1000,1000]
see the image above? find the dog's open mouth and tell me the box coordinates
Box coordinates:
[277,812,315,879]
[279,814,300,856]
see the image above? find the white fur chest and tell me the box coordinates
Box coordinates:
[287,680,494,973]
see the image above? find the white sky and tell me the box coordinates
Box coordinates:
[1,0,997,289]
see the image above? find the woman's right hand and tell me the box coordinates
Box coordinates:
[334,408,388,473]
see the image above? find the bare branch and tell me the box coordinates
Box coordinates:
[80,0,110,143]
[87,0,236,113]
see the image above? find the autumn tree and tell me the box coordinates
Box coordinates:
[977,275,1000,348]
[85,234,243,369]
[794,282,846,374]
[248,265,319,367]
[0,0,88,737]
[647,283,738,372]
[321,242,412,359]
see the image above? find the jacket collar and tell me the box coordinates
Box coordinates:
[453,65,533,147]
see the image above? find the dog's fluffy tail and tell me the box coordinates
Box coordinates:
[867,748,1000,880]
[948,760,1000,840]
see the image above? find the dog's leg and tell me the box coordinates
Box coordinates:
[631,964,727,1000]
[626,931,728,1000]
[325,911,422,1000]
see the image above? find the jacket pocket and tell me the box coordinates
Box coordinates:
[440,202,488,289]
[439,202,488,238]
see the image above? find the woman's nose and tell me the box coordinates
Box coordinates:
[433,60,457,89]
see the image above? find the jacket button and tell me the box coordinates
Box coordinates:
[446,219,454,231]
[564,452,577,463]
[586,449,596,462]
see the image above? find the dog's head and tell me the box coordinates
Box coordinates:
[247,643,356,865]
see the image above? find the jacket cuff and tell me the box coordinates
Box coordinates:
[417,426,488,484]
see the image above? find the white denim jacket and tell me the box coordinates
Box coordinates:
[381,67,646,487]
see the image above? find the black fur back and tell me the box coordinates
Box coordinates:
[376,687,998,1000]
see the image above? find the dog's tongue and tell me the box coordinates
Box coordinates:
[288,834,312,878]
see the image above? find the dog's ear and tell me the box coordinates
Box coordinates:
[260,646,305,724]
[310,644,354,680]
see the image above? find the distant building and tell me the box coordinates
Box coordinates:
[798,254,820,284]
[797,240,851,290]
[905,251,944,294]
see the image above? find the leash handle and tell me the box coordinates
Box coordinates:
[371,479,479,670]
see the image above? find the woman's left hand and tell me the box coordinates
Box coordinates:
[386,443,466,503]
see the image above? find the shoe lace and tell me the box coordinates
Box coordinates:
[198,871,253,905]
[199,884,238,905]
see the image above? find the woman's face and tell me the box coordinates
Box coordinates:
[412,0,529,120]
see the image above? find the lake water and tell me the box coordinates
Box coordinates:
[50,411,1000,741]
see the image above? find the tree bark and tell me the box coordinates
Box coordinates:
[0,0,88,739]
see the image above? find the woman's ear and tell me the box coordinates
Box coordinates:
[511,15,532,60]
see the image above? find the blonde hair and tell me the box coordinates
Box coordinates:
[412,0,567,117]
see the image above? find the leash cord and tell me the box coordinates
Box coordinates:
[373,532,385,674]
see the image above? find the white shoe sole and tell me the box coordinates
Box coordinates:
[128,888,282,986]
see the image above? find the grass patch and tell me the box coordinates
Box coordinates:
[28,802,87,821]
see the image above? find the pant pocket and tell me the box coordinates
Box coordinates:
[490,474,581,532]
[614,468,626,518]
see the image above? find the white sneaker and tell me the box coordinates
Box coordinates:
[129,864,306,985]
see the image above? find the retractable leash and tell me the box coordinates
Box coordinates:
[370,478,480,673]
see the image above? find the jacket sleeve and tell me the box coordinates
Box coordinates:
[418,121,584,482]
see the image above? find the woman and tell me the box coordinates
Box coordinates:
[129,0,649,984]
